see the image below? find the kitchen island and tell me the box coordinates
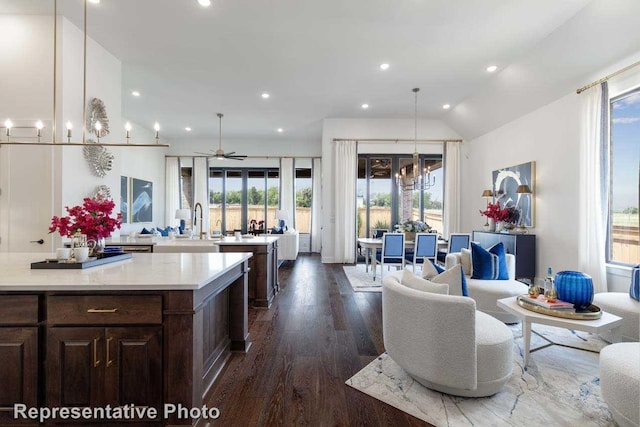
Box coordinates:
[106,235,280,308]
[0,252,252,426]
[213,236,280,308]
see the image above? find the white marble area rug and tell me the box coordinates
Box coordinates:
[346,324,614,427]
[343,264,383,292]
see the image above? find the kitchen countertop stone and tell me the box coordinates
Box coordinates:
[0,252,252,291]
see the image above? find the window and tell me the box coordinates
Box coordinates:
[609,89,640,265]
[208,168,279,234]
[357,154,443,238]
[295,168,312,233]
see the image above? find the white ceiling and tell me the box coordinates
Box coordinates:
[4,0,640,141]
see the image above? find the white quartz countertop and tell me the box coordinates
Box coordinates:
[213,235,280,245]
[106,235,279,247]
[0,252,252,291]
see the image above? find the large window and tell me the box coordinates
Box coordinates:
[294,168,312,233]
[209,168,279,234]
[357,154,443,238]
[609,89,640,265]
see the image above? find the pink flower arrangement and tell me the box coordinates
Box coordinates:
[480,202,520,224]
[49,196,123,239]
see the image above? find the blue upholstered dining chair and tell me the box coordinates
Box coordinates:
[437,233,471,265]
[405,232,438,273]
[375,232,405,280]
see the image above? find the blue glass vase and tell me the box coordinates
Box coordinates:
[555,271,594,310]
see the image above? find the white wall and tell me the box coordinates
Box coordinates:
[321,118,460,263]
[0,14,166,251]
[461,93,581,282]
[460,52,640,291]
[166,137,320,159]
[56,17,167,237]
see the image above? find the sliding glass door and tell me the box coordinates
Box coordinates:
[209,168,279,234]
[358,154,443,237]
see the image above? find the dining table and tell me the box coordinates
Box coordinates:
[357,237,448,280]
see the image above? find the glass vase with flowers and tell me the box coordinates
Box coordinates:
[480,202,520,232]
[49,195,123,254]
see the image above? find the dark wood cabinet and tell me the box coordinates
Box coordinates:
[46,326,162,412]
[46,327,105,408]
[217,239,279,308]
[0,256,250,427]
[0,327,38,425]
[104,327,163,408]
[0,295,39,425]
[472,231,537,281]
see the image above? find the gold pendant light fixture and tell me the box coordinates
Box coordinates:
[396,88,436,191]
[0,0,168,147]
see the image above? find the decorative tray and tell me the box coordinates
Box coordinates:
[31,252,132,270]
[516,295,602,320]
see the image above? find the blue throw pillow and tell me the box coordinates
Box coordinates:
[471,242,509,280]
[630,264,640,302]
[140,227,152,235]
[271,227,284,234]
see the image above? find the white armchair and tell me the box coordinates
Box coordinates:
[445,252,528,323]
[277,229,299,261]
[382,274,513,397]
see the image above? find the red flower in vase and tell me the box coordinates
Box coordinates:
[49,196,123,239]
[480,202,520,224]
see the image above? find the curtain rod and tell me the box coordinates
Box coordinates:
[332,138,462,143]
[165,155,321,159]
[576,59,640,94]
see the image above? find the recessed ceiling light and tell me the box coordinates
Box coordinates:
[185,127,192,132]
[379,63,390,70]
[88,0,100,3]
[277,128,283,133]
[197,0,211,6]
[361,104,369,109]
[131,91,140,97]
[442,104,451,110]
[486,65,498,73]
[261,93,270,99]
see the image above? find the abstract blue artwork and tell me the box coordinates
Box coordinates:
[131,178,153,223]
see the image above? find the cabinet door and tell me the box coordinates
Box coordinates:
[103,327,162,409]
[46,327,105,408]
[0,327,38,422]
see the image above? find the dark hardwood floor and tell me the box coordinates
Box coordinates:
[206,254,433,426]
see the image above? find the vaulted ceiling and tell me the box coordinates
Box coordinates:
[4,0,640,141]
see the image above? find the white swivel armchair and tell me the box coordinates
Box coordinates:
[382,275,513,397]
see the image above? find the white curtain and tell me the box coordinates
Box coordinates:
[193,157,209,236]
[165,157,180,228]
[333,140,357,263]
[311,158,322,253]
[443,141,461,239]
[578,83,609,293]
[280,158,295,229]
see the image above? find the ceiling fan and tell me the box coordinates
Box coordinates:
[196,113,247,160]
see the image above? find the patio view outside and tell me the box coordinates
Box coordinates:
[207,168,313,234]
[610,89,640,265]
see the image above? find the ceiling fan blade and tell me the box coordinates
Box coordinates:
[226,156,245,160]
[195,151,213,156]
[225,154,247,158]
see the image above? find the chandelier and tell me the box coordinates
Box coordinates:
[395,88,436,191]
[0,0,168,148]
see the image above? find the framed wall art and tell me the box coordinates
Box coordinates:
[492,161,535,227]
[131,178,153,223]
[120,176,129,223]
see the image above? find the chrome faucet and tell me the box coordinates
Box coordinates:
[194,202,205,239]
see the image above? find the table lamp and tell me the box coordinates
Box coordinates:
[516,185,532,232]
[482,190,493,227]
[275,210,289,229]
[175,209,191,234]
